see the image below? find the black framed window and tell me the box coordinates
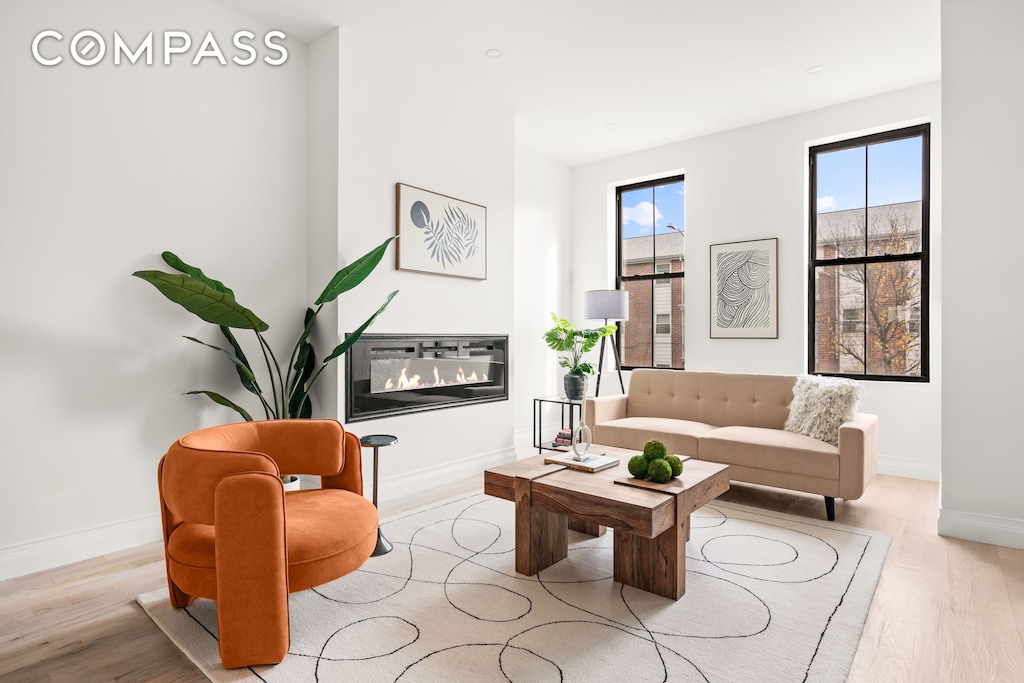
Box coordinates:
[809,124,930,381]
[616,175,685,370]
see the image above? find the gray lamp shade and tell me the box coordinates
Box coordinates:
[584,289,629,322]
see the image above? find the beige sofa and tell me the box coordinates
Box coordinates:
[584,369,878,520]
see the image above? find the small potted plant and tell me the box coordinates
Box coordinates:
[543,313,616,400]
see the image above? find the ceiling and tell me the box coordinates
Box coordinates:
[213,0,941,166]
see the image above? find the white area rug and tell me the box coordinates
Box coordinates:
[138,492,890,682]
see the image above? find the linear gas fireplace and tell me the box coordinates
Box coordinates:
[345,334,508,422]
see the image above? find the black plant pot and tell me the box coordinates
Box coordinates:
[563,373,588,401]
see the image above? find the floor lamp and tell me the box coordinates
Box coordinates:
[584,289,629,396]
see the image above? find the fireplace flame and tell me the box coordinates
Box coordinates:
[377,364,488,393]
[455,367,487,383]
[384,368,424,390]
[399,368,420,389]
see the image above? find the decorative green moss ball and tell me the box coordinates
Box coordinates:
[666,454,684,477]
[627,455,649,479]
[648,458,673,483]
[643,439,668,462]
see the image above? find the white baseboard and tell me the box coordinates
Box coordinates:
[378,446,518,505]
[9,442,931,581]
[514,426,534,448]
[0,514,163,582]
[938,507,1024,550]
[0,446,520,582]
[877,454,940,482]
[514,421,566,449]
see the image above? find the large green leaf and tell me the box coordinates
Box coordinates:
[161,252,233,296]
[183,336,258,385]
[579,330,601,354]
[315,236,397,305]
[287,309,317,418]
[543,328,574,352]
[293,395,312,419]
[184,390,253,422]
[133,271,268,331]
[219,326,259,395]
[286,306,320,386]
[322,290,398,364]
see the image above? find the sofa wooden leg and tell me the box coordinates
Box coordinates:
[824,496,835,521]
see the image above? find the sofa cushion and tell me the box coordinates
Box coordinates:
[695,373,795,430]
[783,375,865,445]
[699,426,839,480]
[626,370,703,420]
[591,416,716,458]
[625,369,795,430]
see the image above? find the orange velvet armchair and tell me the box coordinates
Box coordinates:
[157,419,378,669]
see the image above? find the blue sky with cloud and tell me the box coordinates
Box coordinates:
[621,180,684,239]
[817,136,922,212]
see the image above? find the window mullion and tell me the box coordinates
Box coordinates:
[814,252,923,268]
[863,145,869,258]
[862,263,868,375]
[649,188,656,365]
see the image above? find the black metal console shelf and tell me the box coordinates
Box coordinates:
[532,395,583,452]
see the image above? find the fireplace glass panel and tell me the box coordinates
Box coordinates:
[346,335,508,422]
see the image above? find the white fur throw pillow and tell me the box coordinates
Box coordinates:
[784,375,865,445]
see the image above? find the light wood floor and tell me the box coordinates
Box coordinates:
[1,474,1022,682]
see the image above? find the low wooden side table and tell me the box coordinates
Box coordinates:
[360,434,397,556]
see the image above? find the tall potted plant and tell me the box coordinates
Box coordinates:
[133,236,398,421]
[543,312,616,400]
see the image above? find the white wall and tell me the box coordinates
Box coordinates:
[0,0,308,579]
[328,27,517,501]
[513,145,573,446]
[939,0,1024,548]
[571,83,942,482]
[306,29,340,422]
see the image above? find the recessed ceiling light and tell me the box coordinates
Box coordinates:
[484,49,502,59]
[606,123,619,129]
[807,65,825,74]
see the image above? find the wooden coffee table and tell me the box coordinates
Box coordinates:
[484,445,730,600]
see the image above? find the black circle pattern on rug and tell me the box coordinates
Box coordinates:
[179,492,887,682]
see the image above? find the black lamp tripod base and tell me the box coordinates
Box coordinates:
[594,321,625,397]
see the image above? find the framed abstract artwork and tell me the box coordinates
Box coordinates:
[709,237,778,338]
[395,183,487,280]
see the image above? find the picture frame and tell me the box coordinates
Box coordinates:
[709,237,778,339]
[395,183,487,280]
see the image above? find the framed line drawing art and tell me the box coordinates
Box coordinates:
[710,237,778,338]
[396,183,487,280]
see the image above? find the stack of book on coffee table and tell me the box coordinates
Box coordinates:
[543,450,618,473]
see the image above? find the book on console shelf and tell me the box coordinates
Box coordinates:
[543,451,618,473]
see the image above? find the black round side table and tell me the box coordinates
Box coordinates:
[360,434,397,556]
